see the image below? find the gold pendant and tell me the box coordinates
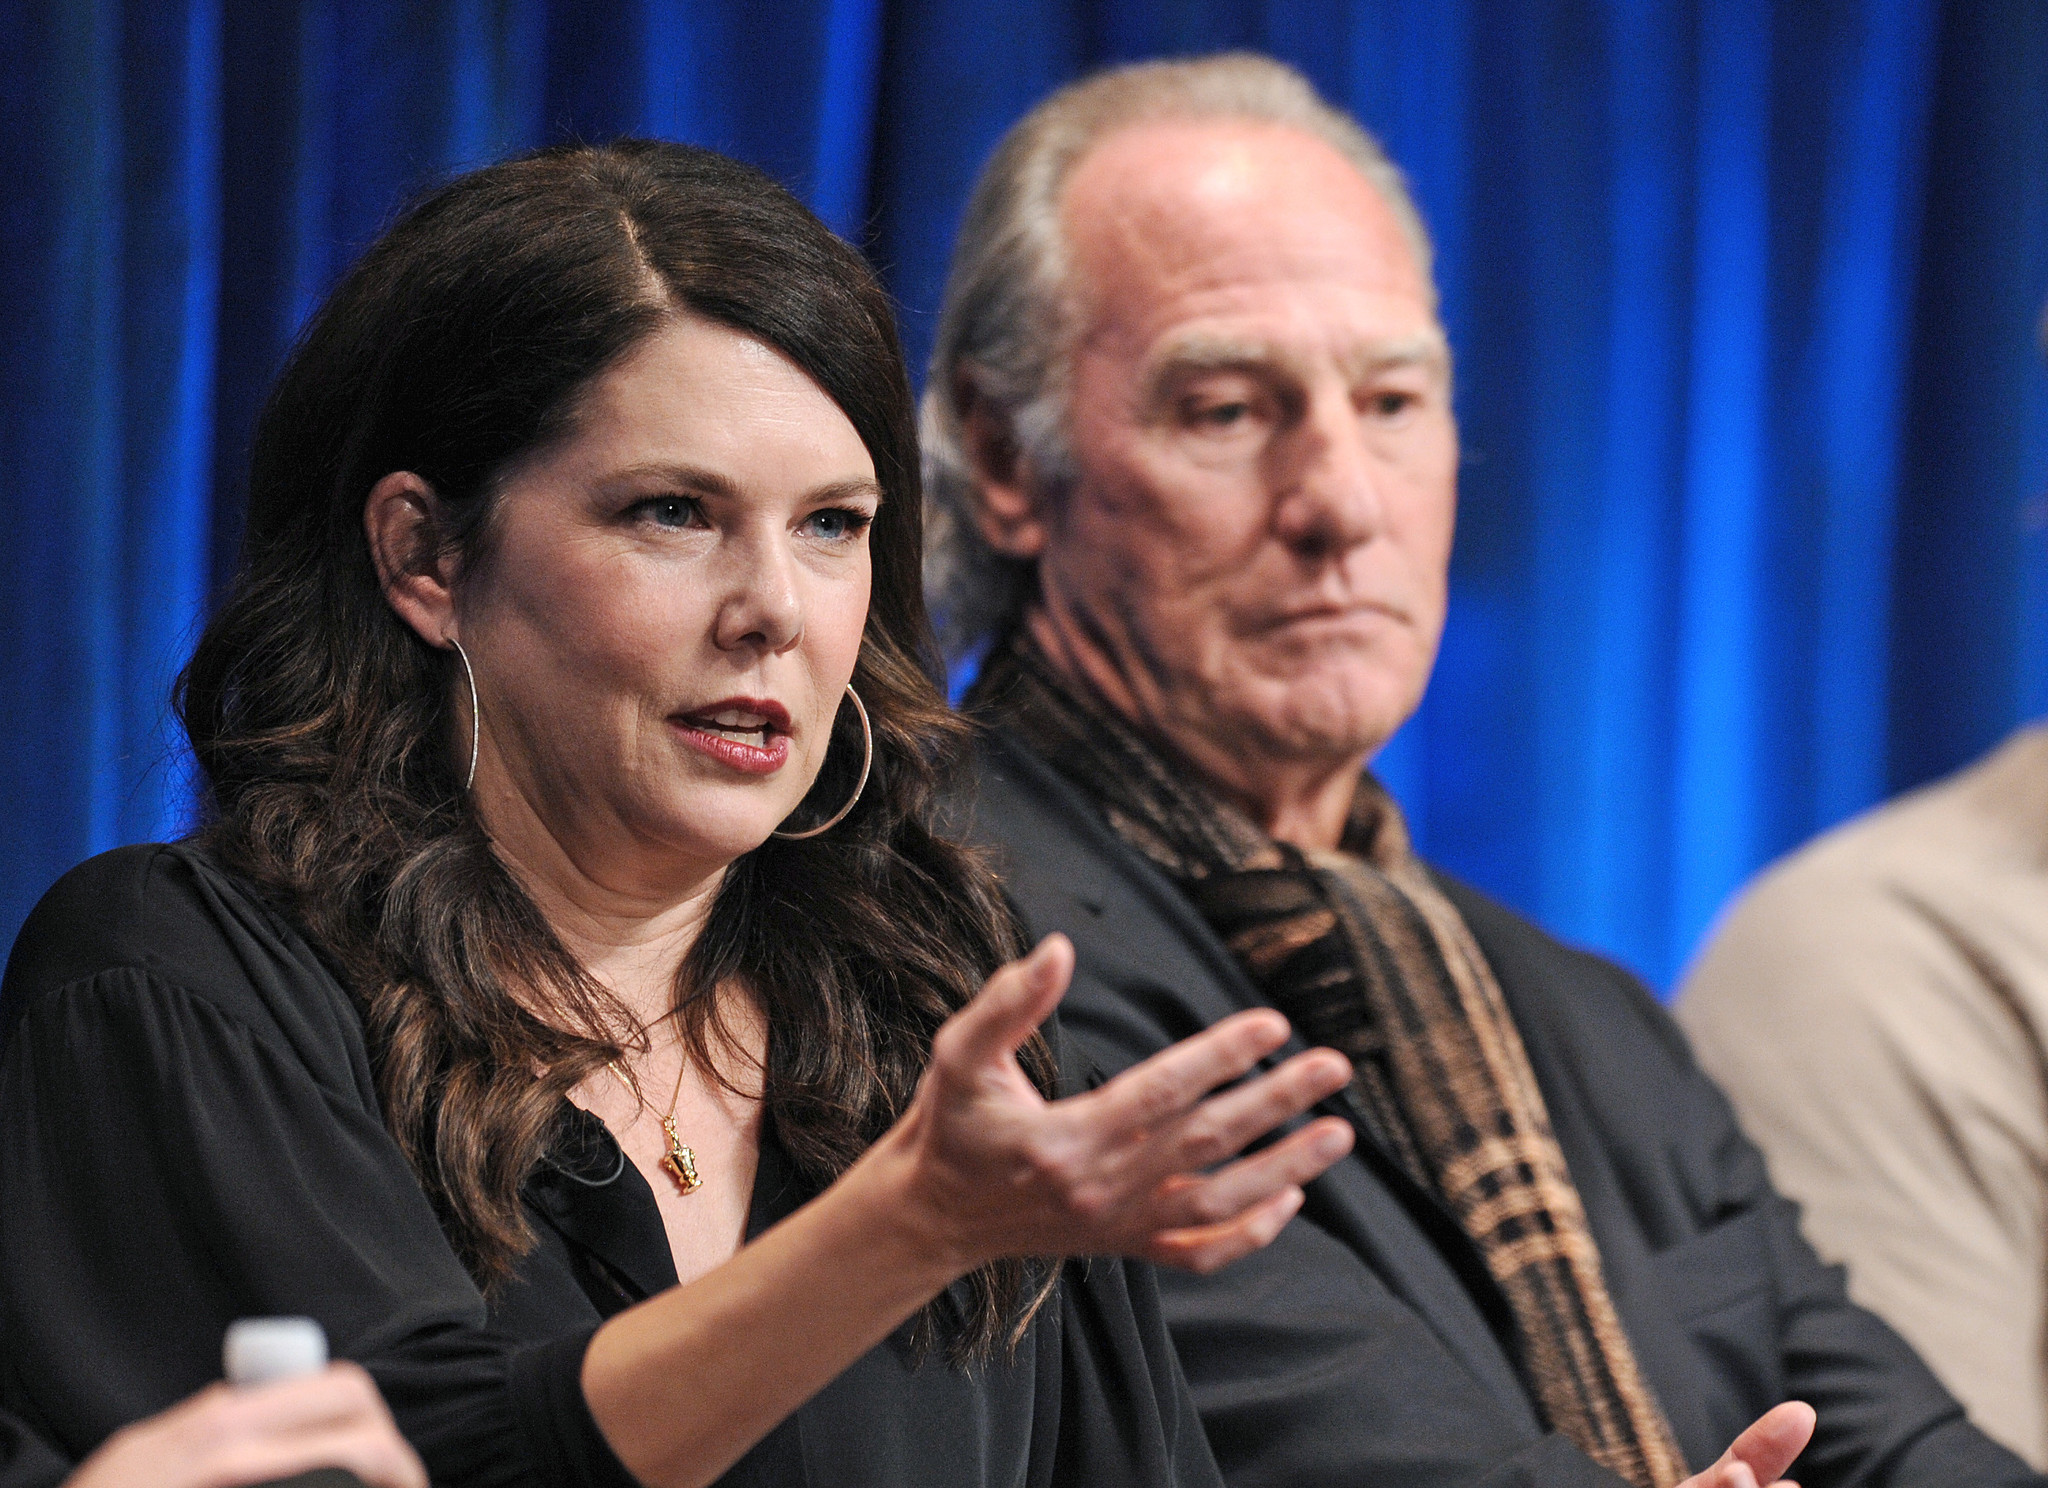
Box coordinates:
[661,1115,702,1194]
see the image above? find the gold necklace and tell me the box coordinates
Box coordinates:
[605,1049,703,1196]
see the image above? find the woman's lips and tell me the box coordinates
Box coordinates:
[670,699,793,776]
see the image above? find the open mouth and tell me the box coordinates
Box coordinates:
[671,699,793,776]
[686,708,775,748]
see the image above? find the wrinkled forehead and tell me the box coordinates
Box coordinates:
[1057,119,1436,336]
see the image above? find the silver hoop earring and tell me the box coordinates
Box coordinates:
[771,684,873,840]
[448,638,480,792]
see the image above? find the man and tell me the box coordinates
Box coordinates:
[927,53,2039,1488]
[1679,723,2048,1469]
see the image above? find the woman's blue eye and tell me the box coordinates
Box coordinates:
[639,496,700,528]
[804,508,872,542]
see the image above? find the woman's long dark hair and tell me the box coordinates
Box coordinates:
[179,140,1053,1359]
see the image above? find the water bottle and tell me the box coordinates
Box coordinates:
[222,1320,368,1488]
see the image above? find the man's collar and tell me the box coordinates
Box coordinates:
[967,623,1415,879]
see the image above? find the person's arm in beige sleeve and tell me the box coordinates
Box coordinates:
[1677,862,2048,1466]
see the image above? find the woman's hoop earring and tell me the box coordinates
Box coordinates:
[448,638,480,792]
[771,684,873,840]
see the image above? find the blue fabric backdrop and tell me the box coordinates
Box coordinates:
[5,0,2046,991]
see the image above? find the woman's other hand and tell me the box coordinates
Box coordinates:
[66,1364,426,1488]
[894,933,1356,1274]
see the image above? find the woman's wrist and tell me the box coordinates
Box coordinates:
[830,1105,985,1289]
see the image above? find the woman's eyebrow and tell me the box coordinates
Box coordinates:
[809,477,885,506]
[604,461,745,499]
[602,465,881,507]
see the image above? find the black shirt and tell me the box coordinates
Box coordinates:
[0,844,1220,1488]
[0,1413,65,1488]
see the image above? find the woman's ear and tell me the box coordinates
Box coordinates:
[955,369,1050,561]
[364,471,459,646]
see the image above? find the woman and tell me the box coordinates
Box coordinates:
[0,141,1357,1488]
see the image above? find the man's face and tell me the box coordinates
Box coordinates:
[1028,119,1456,797]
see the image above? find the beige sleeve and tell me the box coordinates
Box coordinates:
[1676,865,2048,1468]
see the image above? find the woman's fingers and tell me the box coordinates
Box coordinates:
[1146,1116,1354,1233]
[1145,1185,1307,1273]
[929,935,1074,1082]
[1078,1008,1296,1137]
[907,955,1355,1272]
[1060,1044,1350,1221]
[1142,1047,1353,1175]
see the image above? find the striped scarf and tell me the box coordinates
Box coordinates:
[973,635,1688,1488]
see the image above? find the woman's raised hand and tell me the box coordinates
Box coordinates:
[892,934,1356,1274]
[582,934,1353,1488]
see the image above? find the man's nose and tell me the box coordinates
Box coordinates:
[1271,391,1386,558]
[713,535,804,653]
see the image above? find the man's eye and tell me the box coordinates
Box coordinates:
[1188,400,1253,429]
[635,496,702,529]
[1368,390,1417,418]
[803,507,873,542]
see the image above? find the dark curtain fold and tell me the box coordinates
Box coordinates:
[4,0,2045,988]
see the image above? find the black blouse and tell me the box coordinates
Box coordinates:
[0,1412,65,1488]
[0,844,1221,1488]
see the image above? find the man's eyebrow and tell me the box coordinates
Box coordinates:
[604,463,884,505]
[1339,332,1452,380]
[1140,329,1452,403]
[1143,334,1293,387]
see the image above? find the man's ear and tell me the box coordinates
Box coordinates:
[956,370,1050,560]
[364,471,459,646]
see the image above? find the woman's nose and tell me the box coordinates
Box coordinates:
[713,539,805,654]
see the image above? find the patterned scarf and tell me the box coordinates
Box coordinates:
[972,634,1688,1488]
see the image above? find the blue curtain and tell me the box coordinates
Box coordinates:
[5,0,2046,990]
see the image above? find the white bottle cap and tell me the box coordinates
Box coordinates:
[223,1317,329,1386]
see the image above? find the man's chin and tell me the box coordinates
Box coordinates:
[1204,672,1421,763]
[1182,700,1408,780]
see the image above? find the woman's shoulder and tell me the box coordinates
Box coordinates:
[8,841,239,988]
[1,842,349,1053]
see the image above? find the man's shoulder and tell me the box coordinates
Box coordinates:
[954,726,1680,1068]
[1430,869,1689,1067]
[949,724,1274,1059]
[1679,724,2048,1029]
[949,723,1155,917]
[1736,722,2048,915]
[951,723,1096,846]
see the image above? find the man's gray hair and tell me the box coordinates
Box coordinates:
[921,52,1435,657]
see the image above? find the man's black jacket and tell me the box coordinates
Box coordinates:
[955,727,2040,1488]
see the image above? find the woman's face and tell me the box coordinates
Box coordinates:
[454,314,879,897]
